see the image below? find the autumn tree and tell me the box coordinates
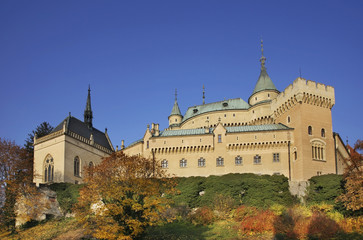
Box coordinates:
[337,139,363,211]
[75,152,176,240]
[0,138,35,230]
[24,121,53,154]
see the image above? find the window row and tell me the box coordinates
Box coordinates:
[308,126,326,137]
[160,153,280,168]
[312,146,325,161]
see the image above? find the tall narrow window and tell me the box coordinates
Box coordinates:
[254,155,261,164]
[321,128,325,137]
[74,156,80,177]
[308,126,312,135]
[216,156,224,167]
[198,158,206,167]
[273,153,280,162]
[218,134,222,143]
[44,155,54,182]
[146,141,149,149]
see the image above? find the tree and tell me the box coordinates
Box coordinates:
[337,140,363,211]
[0,138,35,230]
[75,152,176,240]
[24,122,53,154]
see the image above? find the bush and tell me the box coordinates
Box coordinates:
[236,207,275,236]
[307,174,343,205]
[172,173,295,209]
[188,207,215,226]
[49,183,83,213]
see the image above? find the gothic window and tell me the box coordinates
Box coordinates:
[161,159,168,169]
[180,159,187,168]
[254,155,261,164]
[308,126,312,135]
[198,158,206,167]
[235,156,242,165]
[321,128,325,137]
[44,155,54,183]
[216,156,224,167]
[146,141,149,149]
[74,156,80,177]
[273,153,280,162]
[218,134,222,143]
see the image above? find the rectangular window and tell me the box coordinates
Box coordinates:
[218,134,222,143]
[273,153,280,162]
[254,155,261,164]
[216,157,224,167]
[147,140,149,149]
[198,158,206,167]
[235,156,242,165]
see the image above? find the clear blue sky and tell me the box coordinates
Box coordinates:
[0,0,362,148]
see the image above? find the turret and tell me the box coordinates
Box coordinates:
[84,85,93,129]
[249,40,279,105]
[168,89,183,128]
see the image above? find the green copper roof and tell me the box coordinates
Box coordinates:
[226,124,291,133]
[252,67,277,95]
[170,100,182,116]
[183,98,250,122]
[160,128,211,137]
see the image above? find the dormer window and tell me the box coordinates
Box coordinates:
[193,109,198,113]
[223,102,228,107]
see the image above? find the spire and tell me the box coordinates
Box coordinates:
[252,39,277,95]
[202,85,205,105]
[84,85,93,128]
[170,89,182,116]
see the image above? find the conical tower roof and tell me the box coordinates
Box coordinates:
[252,40,277,95]
[170,89,182,116]
[84,85,93,128]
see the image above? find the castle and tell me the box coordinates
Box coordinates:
[33,42,349,186]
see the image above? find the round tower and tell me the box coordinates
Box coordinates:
[168,89,183,128]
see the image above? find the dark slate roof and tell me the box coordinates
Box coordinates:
[52,116,113,151]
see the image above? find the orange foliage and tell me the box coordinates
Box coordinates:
[235,206,275,235]
[75,152,176,240]
[189,206,215,226]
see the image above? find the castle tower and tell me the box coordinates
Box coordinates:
[249,39,279,105]
[84,86,93,129]
[168,89,183,128]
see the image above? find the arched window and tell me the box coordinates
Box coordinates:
[308,126,312,135]
[235,156,242,165]
[321,128,325,137]
[180,159,187,168]
[161,159,168,169]
[74,157,80,177]
[216,156,224,167]
[44,155,54,182]
[311,140,326,161]
[254,155,261,164]
[198,158,206,167]
[89,161,94,168]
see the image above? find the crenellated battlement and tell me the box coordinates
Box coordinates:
[271,78,335,115]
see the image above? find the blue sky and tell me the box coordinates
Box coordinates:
[0,0,362,148]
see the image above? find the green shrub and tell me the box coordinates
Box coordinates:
[49,183,83,213]
[172,173,294,209]
[307,174,344,205]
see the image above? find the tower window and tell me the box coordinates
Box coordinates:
[254,155,261,164]
[218,134,222,143]
[198,158,206,167]
[321,128,325,137]
[308,126,312,135]
[147,141,149,149]
[216,156,224,167]
[287,116,291,123]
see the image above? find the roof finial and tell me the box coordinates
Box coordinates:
[260,38,266,70]
[202,85,205,105]
[175,89,177,102]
